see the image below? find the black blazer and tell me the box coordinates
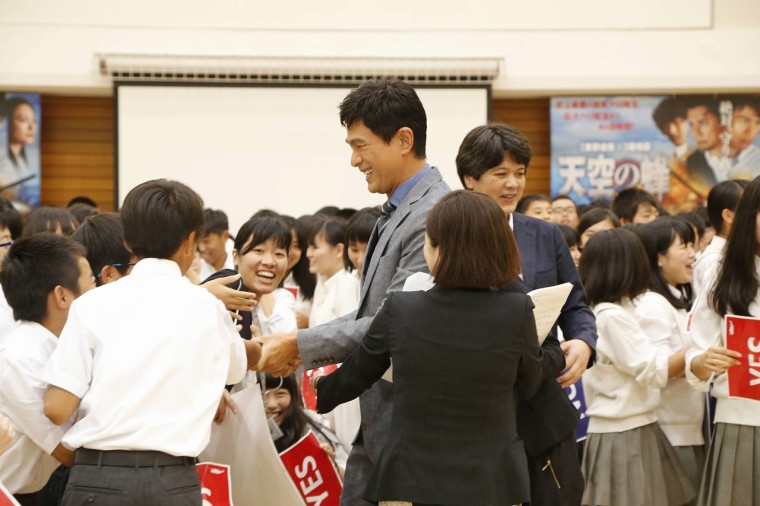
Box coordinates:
[316,288,543,506]
[512,213,597,455]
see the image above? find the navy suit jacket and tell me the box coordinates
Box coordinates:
[512,212,597,455]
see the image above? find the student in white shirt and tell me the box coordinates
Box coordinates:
[279,215,316,330]
[578,228,695,506]
[631,217,705,501]
[686,175,760,505]
[198,208,236,280]
[0,234,95,504]
[42,179,260,506]
[692,179,749,295]
[307,216,359,328]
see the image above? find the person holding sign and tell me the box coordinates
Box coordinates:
[686,175,760,505]
[313,190,544,506]
[579,228,695,506]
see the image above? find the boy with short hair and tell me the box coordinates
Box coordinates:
[0,233,95,503]
[71,212,135,286]
[43,179,259,505]
[612,187,660,224]
[199,208,234,280]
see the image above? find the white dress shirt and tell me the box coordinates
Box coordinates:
[309,269,360,328]
[0,285,17,348]
[692,236,726,297]
[258,288,297,335]
[44,258,247,456]
[0,322,70,493]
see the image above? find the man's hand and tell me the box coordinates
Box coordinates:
[557,339,593,388]
[203,274,257,313]
[214,390,239,425]
[258,333,301,377]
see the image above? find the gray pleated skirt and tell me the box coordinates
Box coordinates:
[697,422,760,506]
[674,445,706,506]
[581,422,696,506]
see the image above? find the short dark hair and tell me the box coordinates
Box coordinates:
[686,96,721,117]
[203,208,230,236]
[339,78,427,159]
[0,196,22,239]
[426,190,520,289]
[707,179,750,234]
[234,216,291,257]
[729,94,760,116]
[558,224,580,249]
[71,212,131,286]
[121,179,204,259]
[346,206,381,244]
[630,217,695,310]
[456,123,532,187]
[577,208,620,239]
[66,195,98,208]
[612,188,658,223]
[652,97,688,134]
[67,203,100,224]
[676,211,706,240]
[21,207,79,237]
[580,228,650,306]
[516,193,551,214]
[551,194,578,207]
[0,233,86,323]
[711,175,760,316]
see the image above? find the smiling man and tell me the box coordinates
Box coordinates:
[457,123,597,506]
[258,78,450,506]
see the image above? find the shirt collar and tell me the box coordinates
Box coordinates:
[130,258,183,277]
[388,164,431,209]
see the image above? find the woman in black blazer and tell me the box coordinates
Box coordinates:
[313,190,544,506]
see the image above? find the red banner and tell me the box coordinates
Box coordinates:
[279,431,342,506]
[196,462,233,506]
[0,483,20,506]
[302,366,338,411]
[725,315,760,401]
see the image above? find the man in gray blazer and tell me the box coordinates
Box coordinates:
[259,78,450,505]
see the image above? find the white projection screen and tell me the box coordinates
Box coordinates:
[116,83,490,233]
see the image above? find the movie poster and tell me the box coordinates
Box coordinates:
[0,93,41,212]
[550,95,760,214]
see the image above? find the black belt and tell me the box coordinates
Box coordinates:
[74,448,196,467]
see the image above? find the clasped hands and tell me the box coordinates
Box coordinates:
[255,332,302,377]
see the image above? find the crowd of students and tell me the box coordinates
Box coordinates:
[0,77,758,506]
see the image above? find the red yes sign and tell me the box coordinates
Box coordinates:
[725,315,760,401]
[196,462,233,506]
[279,431,342,506]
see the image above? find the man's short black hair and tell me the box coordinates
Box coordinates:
[203,209,230,236]
[686,96,721,117]
[652,97,688,135]
[72,212,131,286]
[66,195,98,208]
[22,207,79,237]
[612,188,658,223]
[516,193,551,214]
[456,123,532,187]
[121,179,204,260]
[0,196,22,239]
[339,78,427,159]
[0,233,86,323]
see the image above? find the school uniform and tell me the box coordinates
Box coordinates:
[685,257,760,505]
[0,322,70,496]
[635,290,706,499]
[44,259,247,505]
[691,236,726,297]
[583,300,695,506]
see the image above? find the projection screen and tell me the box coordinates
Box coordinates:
[116,84,490,233]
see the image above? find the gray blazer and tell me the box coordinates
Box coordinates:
[298,166,450,459]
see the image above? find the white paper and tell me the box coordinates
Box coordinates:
[402,272,436,292]
[528,282,573,345]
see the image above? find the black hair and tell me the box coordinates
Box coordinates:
[234,216,291,258]
[676,211,706,241]
[686,96,721,118]
[630,217,695,310]
[346,207,380,244]
[516,193,551,214]
[558,224,580,249]
[251,209,281,219]
[22,207,79,237]
[456,123,531,187]
[67,203,100,224]
[308,216,350,271]
[339,78,427,159]
[711,175,760,316]
[612,188,658,223]
[652,96,689,135]
[71,213,131,286]
[728,94,760,116]
[577,208,620,243]
[0,197,23,239]
[264,374,334,454]
[0,233,87,323]
[203,208,230,236]
[707,179,750,236]
[287,215,317,301]
[66,195,98,208]
[580,228,651,306]
[121,179,204,259]
[314,206,340,217]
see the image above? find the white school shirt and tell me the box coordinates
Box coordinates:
[692,236,726,297]
[685,256,760,427]
[584,299,669,433]
[0,286,17,347]
[0,322,70,494]
[635,290,705,446]
[309,269,360,328]
[258,288,298,335]
[44,258,247,456]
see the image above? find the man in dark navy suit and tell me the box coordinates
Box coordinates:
[457,123,597,506]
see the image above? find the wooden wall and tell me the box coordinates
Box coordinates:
[38,94,552,211]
